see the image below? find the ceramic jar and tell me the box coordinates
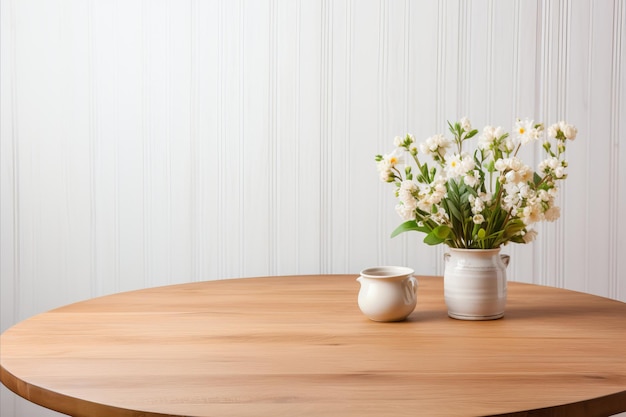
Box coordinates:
[357,266,418,322]
[443,248,510,320]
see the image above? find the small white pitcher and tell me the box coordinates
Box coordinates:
[357,266,418,322]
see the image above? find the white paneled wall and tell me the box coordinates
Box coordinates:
[1,1,625,416]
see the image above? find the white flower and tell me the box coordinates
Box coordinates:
[495,157,532,184]
[395,203,416,221]
[563,124,577,140]
[544,206,561,222]
[445,154,463,177]
[494,158,507,172]
[445,152,475,179]
[522,229,538,243]
[502,183,522,211]
[469,195,485,214]
[515,118,542,145]
[509,157,522,171]
[416,199,431,213]
[559,121,577,140]
[478,125,504,151]
[398,180,418,210]
[537,189,550,202]
[472,214,485,224]
[394,134,415,148]
[521,201,543,225]
[376,148,403,182]
[395,180,419,220]
[464,171,480,187]
[385,148,403,166]
[379,169,392,182]
[419,134,451,159]
[554,166,566,179]
[430,178,447,202]
[518,183,534,199]
[460,116,472,132]
[539,157,560,173]
[431,207,449,225]
[518,165,533,182]
[548,124,558,139]
[548,121,578,141]
[415,177,447,213]
[479,192,493,205]
[504,170,518,184]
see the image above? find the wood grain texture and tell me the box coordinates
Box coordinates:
[1,275,625,417]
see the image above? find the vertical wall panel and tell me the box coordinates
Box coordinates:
[583,0,614,298]
[1,1,19,352]
[116,1,146,291]
[1,1,625,416]
[618,0,626,303]
[319,0,332,272]
[609,0,624,301]
[273,0,297,274]
[168,0,193,284]
[346,0,380,272]
[563,0,592,294]
[381,1,411,270]
[294,0,322,274]
[91,0,118,295]
[242,0,272,276]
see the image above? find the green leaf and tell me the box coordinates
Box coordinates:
[503,219,526,238]
[390,220,429,238]
[430,226,452,245]
[448,121,456,135]
[446,201,464,223]
[465,185,478,197]
[448,178,460,195]
[423,225,451,245]
[424,231,444,245]
[509,235,526,244]
[433,225,451,239]
[419,163,430,183]
[485,229,505,241]
[459,187,471,205]
[465,129,479,139]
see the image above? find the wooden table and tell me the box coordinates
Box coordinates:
[1,275,625,417]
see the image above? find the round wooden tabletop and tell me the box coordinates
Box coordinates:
[1,275,625,417]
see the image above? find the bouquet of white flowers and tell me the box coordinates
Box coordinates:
[375,118,578,249]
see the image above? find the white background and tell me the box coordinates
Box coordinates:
[1,1,625,416]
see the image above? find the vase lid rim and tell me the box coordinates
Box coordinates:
[447,248,502,253]
[360,266,414,278]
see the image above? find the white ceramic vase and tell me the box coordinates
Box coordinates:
[443,248,510,320]
[357,266,418,322]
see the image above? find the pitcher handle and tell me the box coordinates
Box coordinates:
[500,254,510,268]
[409,275,418,296]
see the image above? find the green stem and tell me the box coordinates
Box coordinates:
[391,166,404,181]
